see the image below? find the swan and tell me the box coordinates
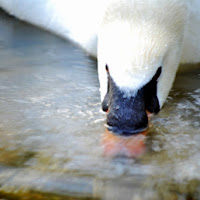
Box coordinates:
[0,0,199,135]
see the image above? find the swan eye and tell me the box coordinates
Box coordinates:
[105,64,109,72]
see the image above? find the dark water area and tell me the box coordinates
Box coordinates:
[0,9,200,200]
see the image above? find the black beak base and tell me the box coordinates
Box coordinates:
[102,66,161,136]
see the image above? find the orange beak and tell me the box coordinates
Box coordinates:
[146,110,154,119]
[101,110,153,158]
[102,129,147,158]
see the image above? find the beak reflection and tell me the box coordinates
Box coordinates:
[102,129,147,158]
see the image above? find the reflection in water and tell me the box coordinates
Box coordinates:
[0,9,200,200]
[101,111,157,158]
[102,129,147,158]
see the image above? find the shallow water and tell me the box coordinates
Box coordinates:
[0,9,200,200]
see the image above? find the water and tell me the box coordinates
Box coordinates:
[0,9,200,200]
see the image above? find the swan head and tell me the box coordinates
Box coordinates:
[98,0,188,135]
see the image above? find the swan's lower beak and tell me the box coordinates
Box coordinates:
[106,110,153,136]
[102,112,153,158]
[102,128,147,158]
[146,110,154,119]
[106,124,148,136]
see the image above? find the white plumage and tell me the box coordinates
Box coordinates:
[0,0,199,125]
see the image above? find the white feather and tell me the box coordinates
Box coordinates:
[0,0,199,107]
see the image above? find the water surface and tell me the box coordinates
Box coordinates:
[0,9,200,200]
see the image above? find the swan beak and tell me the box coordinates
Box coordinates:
[102,128,147,158]
[146,110,154,119]
[102,67,161,135]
